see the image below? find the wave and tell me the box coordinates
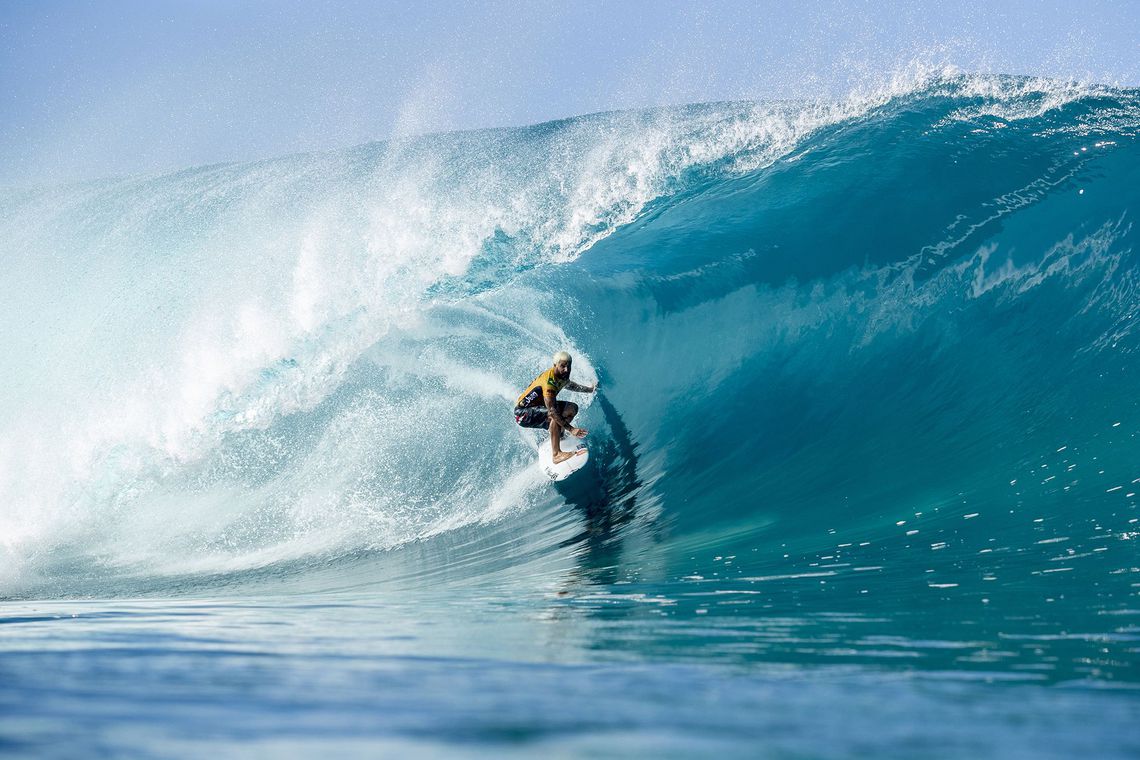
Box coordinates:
[2,68,1138,602]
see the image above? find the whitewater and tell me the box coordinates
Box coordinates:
[2,68,1139,757]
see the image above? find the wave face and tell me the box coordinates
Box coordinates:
[3,71,1140,681]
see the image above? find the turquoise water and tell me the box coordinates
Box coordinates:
[2,71,1139,756]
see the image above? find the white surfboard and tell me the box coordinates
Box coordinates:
[538,434,589,481]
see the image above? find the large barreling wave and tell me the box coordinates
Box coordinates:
[3,63,1139,664]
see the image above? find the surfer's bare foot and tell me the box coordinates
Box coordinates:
[552,449,585,465]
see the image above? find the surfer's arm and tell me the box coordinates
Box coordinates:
[565,380,596,393]
[545,391,577,433]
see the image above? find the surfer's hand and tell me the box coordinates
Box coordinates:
[572,427,588,438]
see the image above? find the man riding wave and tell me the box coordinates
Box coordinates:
[514,351,596,464]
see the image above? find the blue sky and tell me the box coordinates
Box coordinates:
[2,0,1138,185]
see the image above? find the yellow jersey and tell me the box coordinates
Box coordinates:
[515,367,568,408]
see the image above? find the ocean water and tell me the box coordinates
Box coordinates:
[2,69,1139,757]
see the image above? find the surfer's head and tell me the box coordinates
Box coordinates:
[553,350,572,378]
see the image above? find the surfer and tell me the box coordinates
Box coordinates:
[514,351,596,464]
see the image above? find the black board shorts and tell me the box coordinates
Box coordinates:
[514,400,570,429]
